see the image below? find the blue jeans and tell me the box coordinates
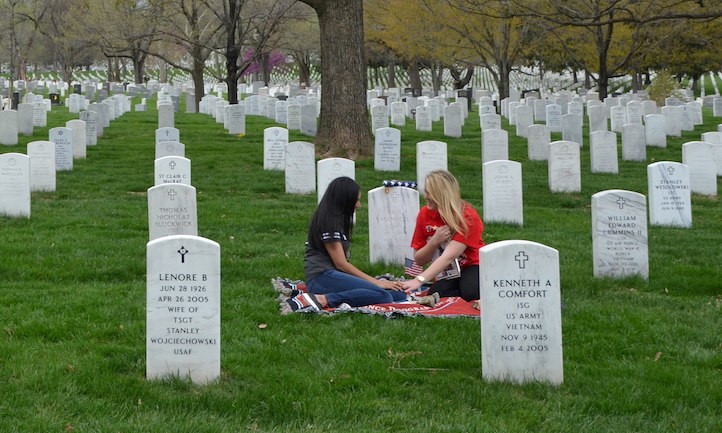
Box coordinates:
[307,269,407,307]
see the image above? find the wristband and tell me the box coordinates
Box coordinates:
[416,275,427,284]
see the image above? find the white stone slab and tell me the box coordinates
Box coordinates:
[443,103,463,138]
[27,140,56,192]
[480,240,563,385]
[590,130,619,173]
[0,110,19,146]
[548,141,581,193]
[647,161,691,227]
[481,128,509,164]
[482,161,523,225]
[156,127,180,145]
[317,158,355,203]
[80,111,98,146]
[49,127,73,171]
[416,140,448,194]
[545,104,562,133]
[147,183,198,240]
[155,156,191,186]
[682,141,717,196]
[158,104,174,128]
[415,105,432,132]
[368,186,419,265]
[300,104,317,136]
[155,141,185,160]
[66,119,87,159]
[227,104,245,135]
[263,126,288,171]
[285,141,315,194]
[592,189,648,279]
[371,105,389,135]
[561,114,583,147]
[146,235,220,384]
[527,124,550,161]
[0,153,31,218]
[374,127,401,171]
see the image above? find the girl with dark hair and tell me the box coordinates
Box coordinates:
[288,177,408,311]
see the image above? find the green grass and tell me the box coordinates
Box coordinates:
[1,98,720,433]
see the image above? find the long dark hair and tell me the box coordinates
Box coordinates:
[307,177,360,251]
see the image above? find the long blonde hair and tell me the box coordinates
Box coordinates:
[424,170,468,236]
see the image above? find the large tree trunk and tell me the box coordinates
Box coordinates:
[299,0,372,158]
[407,58,422,93]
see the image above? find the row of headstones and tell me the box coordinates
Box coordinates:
[0,96,131,217]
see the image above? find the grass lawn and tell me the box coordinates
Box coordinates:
[0,95,720,433]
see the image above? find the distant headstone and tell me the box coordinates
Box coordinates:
[0,153,31,218]
[514,105,533,138]
[621,123,646,161]
[32,102,47,128]
[368,186,419,265]
[80,111,98,146]
[263,126,288,171]
[643,114,666,148]
[482,160,523,225]
[545,104,562,133]
[589,130,619,173]
[17,103,33,136]
[682,141,717,196]
[527,124,550,161]
[371,105,389,135]
[227,104,246,135]
[155,141,185,160]
[285,141,315,194]
[286,104,301,131]
[155,156,191,186]
[609,106,627,133]
[592,189,648,279]
[49,127,73,171]
[300,104,317,136]
[156,127,180,145]
[27,141,56,192]
[390,101,407,126]
[0,110,19,146]
[146,234,220,384]
[147,183,198,240]
[480,113,501,131]
[647,161,691,227]
[158,104,174,128]
[66,119,87,160]
[374,127,401,171]
[415,105,432,131]
[479,240,563,385]
[548,141,581,193]
[416,140,448,194]
[561,113,583,147]
[443,103,463,138]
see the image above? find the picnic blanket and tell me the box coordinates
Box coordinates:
[273,277,480,318]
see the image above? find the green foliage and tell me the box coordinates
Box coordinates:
[646,70,686,105]
[0,96,720,432]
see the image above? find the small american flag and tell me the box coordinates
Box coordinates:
[404,257,424,277]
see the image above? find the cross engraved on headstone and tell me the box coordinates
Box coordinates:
[168,189,177,200]
[515,251,529,269]
[165,130,170,136]
[616,197,626,209]
[177,246,188,263]
[169,161,176,170]
[667,166,675,176]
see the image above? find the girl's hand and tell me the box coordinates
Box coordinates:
[377,279,404,291]
[401,278,422,293]
[430,225,452,246]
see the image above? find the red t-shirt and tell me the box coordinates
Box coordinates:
[411,202,485,268]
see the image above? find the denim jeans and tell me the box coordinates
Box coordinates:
[307,269,407,307]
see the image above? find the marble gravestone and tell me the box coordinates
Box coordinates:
[643,114,666,148]
[367,186,419,265]
[514,105,534,138]
[286,104,301,131]
[481,128,509,164]
[66,119,87,160]
[80,110,98,146]
[545,104,562,133]
[0,153,31,218]
[390,101,407,127]
[371,105,389,135]
[480,113,501,131]
[227,103,245,135]
[155,141,185,160]
[479,240,563,385]
[647,161,692,228]
[263,126,289,171]
[156,127,180,145]
[146,234,220,384]
[415,105,432,132]
[589,130,619,174]
[443,104,463,138]
[285,141,316,195]
[0,110,19,146]
[17,103,34,136]
[317,158,355,203]
[147,183,198,241]
[561,114,583,147]
[527,124,550,161]
[300,104,317,136]
[548,141,581,193]
[155,156,191,186]
[591,189,648,279]
[374,127,401,171]
[682,141,717,196]
[158,104,174,128]
[27,140,56,192]
[49,127,74,171]
[416,140,448,194]
[482,160,523,225]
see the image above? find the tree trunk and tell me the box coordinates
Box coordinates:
[407,59,422,93]
[134,55,146,84]
[299,0,372,158]
[388,60,396,88]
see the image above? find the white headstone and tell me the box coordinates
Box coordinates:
[548,141,581,193]
[482,160,523,225]
[300,104,317,136]
[368,186,419,265]
[682,141,717,196]
[80,111,98,146]
[479,240,563,385]
[146,235,220,384]
[263,126,288,171]
[317,158,355,203]
[286,104,301,131]
[591,190,649,279]
[16,103,33,135]
[147,183,198,240]
[32,102,47,128]
[374,127,401,171]
[27,140,56,192]
[156,127,180,145]
[643,114,666,148]
[481,129,509,164]
[155,141,186,159]
[443,103,463,138]
[415,105,432,132]
[609,106,627,133]
[480,113,501,131]
[155,156,191,186]
[0,110,19,146]
[514,105,534,138]
[619,123,645,163]
[227,104,245,135]
[545,104,562,133]
[561,114,583,147]
[285,141,316,194]
[66,119,87,160]
[49,127,73,171]
[647,161,692,227]
[371,105,389,135]
[0,153,31,218]
[416,140,448,194]
[527,124,550,161]
[590,130,619,173]
[390,101,407,126]
[158,104,174,128]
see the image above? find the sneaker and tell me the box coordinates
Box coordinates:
[287,293,322,312]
